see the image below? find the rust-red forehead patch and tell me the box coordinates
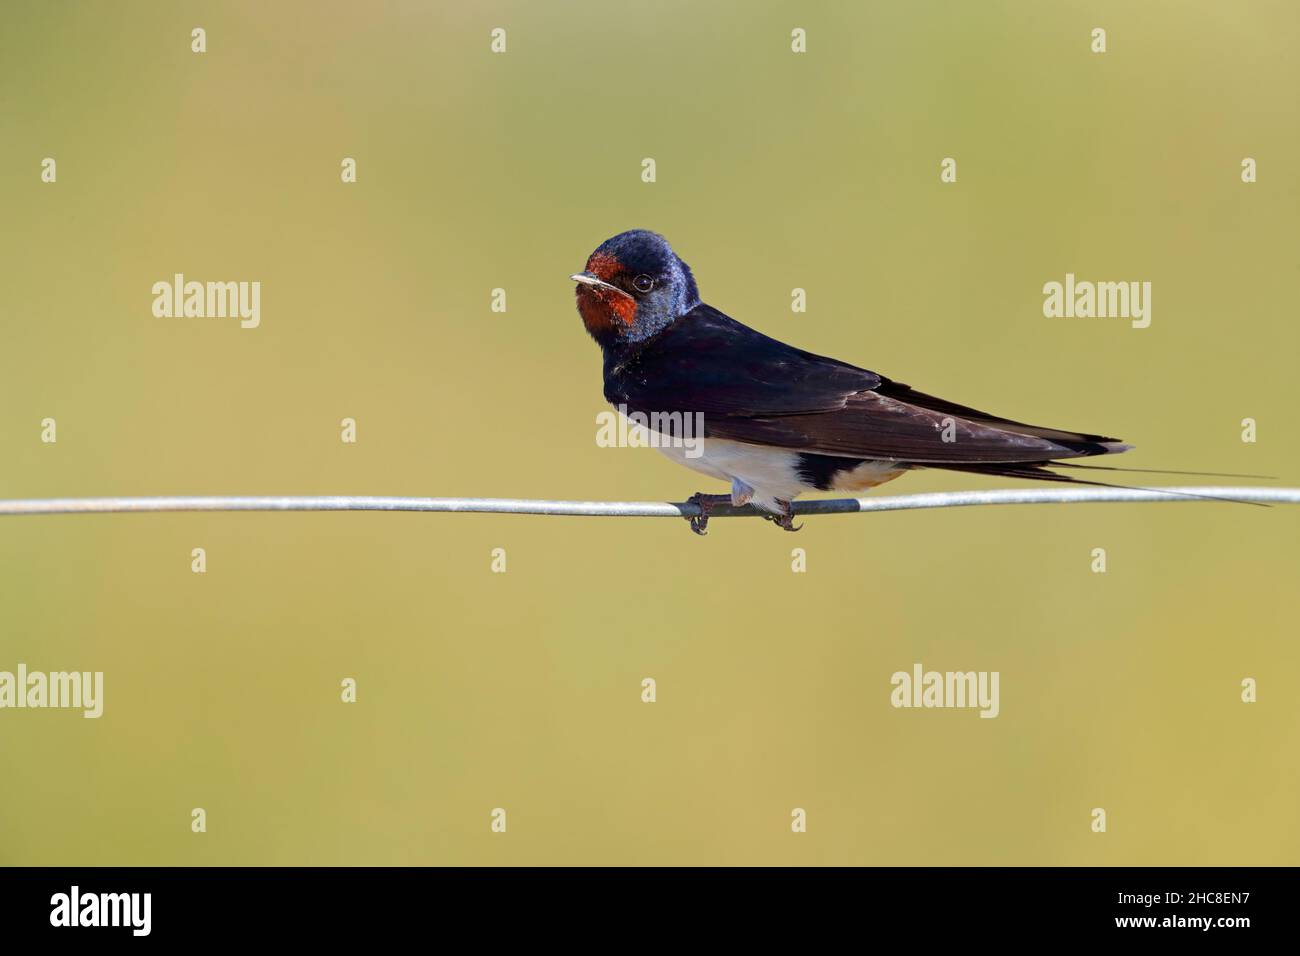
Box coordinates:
[585,251,624,281]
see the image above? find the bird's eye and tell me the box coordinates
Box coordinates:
[632,274,655,293]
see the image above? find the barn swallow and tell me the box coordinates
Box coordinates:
[571,229,1138,534]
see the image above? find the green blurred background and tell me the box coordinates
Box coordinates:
[1,0,1296,865]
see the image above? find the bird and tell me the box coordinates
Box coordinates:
[571,228,1141,535]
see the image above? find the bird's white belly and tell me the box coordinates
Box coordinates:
[655,439,811,513]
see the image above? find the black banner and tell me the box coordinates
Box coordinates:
[0,867,1285,942]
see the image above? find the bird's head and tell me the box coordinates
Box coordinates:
[571,229,699,347]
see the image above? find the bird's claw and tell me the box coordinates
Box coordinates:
[684,492,731,536]
[767,515,802,532]
[764,500,802,532]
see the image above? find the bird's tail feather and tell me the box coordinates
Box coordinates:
[931,461,1270,507]
[1054,462,1277,480]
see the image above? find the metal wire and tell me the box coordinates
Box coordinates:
[0,487,1294,518]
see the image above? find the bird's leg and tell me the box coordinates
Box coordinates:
[684,492,732,536]
[729,477,755,507]
[763,498,802,532]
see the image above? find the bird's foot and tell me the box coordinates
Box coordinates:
[684,493,732,536]
[763,498,802,532]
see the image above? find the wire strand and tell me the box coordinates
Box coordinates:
[0,487,1295,518]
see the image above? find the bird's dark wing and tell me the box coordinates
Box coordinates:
[605,303,1123,464]
[605,303,883,416]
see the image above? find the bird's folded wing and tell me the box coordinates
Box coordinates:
[604,304,882,416]
[605,304,1118,464]
[705,391,1115,463]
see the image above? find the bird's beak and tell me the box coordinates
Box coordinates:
[570,272,629,297]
